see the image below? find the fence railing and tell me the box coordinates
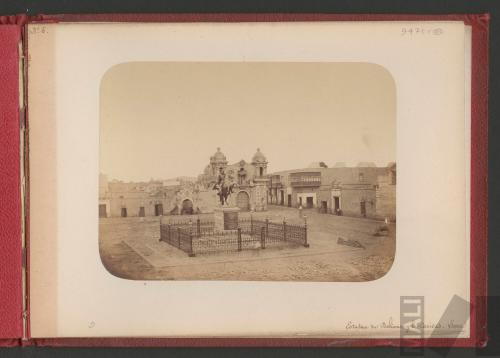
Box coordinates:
[159,224,195,256]
[159,216,309,256]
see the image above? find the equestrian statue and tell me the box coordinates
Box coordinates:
[212,167,235,206]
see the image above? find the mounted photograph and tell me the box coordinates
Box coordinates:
[98,62,396,281]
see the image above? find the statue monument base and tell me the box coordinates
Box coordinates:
[214,207,240,232]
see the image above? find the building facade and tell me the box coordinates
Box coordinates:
[197,147,269,212]
[100,148,270,218]
[268,162,396,221]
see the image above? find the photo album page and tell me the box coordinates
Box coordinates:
[27,21,471,338]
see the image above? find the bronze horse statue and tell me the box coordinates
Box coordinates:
[213,182,235,206]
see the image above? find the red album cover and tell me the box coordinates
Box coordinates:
[0,13,488,347]
[0,22,23,346]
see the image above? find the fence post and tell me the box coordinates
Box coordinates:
[237,228,242,251]
[265,218,269,242]
[303,216,310,247]
[283,217,287,242]
[177,227,181,248]
[260,226,266,249]
[197,218,201,237]
[188,231,195,257]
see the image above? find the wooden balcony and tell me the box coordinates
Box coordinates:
[289,172,321,188]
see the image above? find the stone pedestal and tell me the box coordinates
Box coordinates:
[214,207,240,232]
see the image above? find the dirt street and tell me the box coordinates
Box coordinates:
[99,205,395,282]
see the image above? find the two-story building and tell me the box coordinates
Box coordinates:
[268,162,395,220]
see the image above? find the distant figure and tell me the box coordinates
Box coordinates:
[298,205,303,218]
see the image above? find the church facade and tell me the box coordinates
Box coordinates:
[197,147,269,212]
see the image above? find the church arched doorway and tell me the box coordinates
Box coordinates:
[181,199,194,215]
[236,191,250,211]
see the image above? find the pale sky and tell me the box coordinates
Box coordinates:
[100,62,396,182]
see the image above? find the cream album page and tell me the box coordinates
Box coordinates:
[28,21,470,338]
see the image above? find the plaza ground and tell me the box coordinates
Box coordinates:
[99,205,395,282]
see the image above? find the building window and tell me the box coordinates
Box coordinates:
[391,170,397,185]
[359,173,364,182]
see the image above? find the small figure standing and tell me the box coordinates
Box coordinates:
[298,204,303,218]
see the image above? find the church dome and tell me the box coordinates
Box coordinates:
[210,147,227,164]
[251,148,267,164]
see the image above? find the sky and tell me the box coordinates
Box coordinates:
[100,62,396,182]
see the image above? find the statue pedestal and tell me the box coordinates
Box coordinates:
[214,207,240,232]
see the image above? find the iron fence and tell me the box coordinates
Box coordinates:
[159,216,309,256]
[159,224,194,256]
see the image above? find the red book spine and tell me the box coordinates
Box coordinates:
[0,23,23,345]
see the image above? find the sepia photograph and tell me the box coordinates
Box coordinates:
[98,61,396,281]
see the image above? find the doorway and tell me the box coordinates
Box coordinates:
[306,197,314,208]
[120,208,127,217]
[333,196,340,211]
[236,191,250,211]
[360,201,367,217]
[321,201,328,213]
[287,194,292,207]
[181,199,194,215]
[138,206,145,217]
[154,204,163,216]
[99,204,107,218]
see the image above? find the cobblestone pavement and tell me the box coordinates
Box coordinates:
[99,205,395,282]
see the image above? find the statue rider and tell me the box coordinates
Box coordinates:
[217,167,226,188]
[214,167,234,206]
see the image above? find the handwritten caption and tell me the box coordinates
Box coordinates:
[345,317,464,332]
[401,27,443,36]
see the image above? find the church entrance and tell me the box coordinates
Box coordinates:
[181,199,194,215]
[236,191,250,211]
